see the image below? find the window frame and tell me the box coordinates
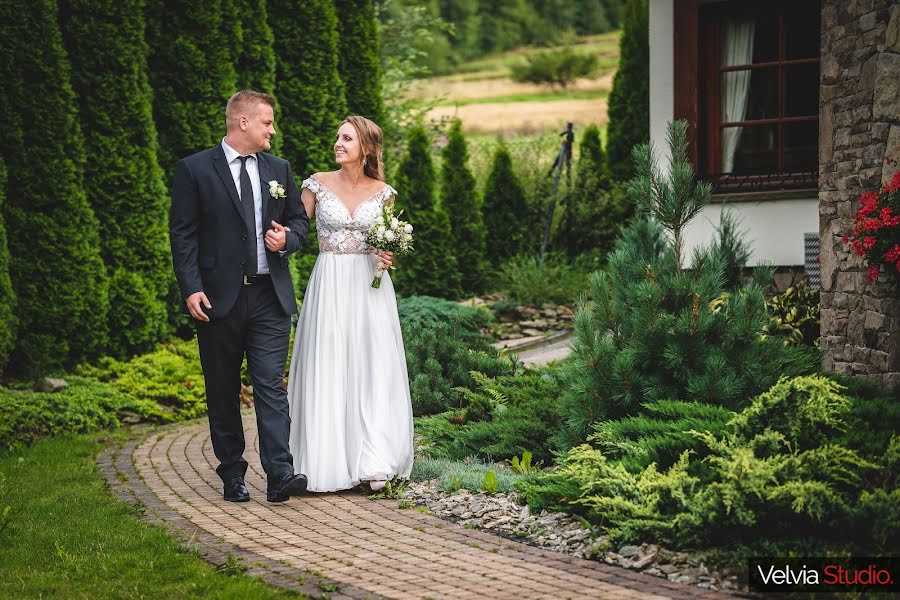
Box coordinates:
[673,0,821,195]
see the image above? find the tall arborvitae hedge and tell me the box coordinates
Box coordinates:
[61,0,172,358]
[482,144,529,264]
[0,0,109,375]
[269,0,347,175]
[146,0,238,180]
[558,125,628,257]
[232,0,280,155]
[334,0,384,123]
[393,126,461,298]
[234,0,276,92]
[0,158,16,372]
[441,119,486,293]
[605,0,649,181]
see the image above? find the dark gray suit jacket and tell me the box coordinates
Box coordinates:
[169,144,310,318]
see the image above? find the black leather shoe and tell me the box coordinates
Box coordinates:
[224,477,250,502]
[266,473,307,503]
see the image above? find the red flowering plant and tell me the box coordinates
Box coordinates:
[842,170,900,284]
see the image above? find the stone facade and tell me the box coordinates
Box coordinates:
[819,1,900,388]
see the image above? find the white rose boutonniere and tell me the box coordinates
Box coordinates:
[268,180,286,199]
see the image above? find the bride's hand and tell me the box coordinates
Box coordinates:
[376,250,394,270]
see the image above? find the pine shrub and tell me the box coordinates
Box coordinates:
[392,126,461,298]
[557,122,816,445]
[397,295,493,345]
[0,0,109,375]
[605,0,649,181]
[61,0,172,358]
[441,119,487,293]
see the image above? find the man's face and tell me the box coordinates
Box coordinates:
[243,103,276,153]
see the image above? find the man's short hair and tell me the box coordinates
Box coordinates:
[225,90,276,125]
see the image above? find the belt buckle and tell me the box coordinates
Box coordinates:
[243,273,251,286]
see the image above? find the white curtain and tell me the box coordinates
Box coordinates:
[720,18,755,173]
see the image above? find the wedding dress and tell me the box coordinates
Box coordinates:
[287,176,414,492]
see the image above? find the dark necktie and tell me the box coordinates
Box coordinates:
[238,155,258,276]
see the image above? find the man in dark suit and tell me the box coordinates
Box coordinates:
[170,90,310,503]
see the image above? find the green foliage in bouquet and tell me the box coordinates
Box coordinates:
[556,121,818,446]
[523,375,897,551]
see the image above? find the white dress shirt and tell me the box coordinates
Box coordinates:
[221,138,269,274]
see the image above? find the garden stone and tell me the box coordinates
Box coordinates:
[618,544,640,558]
[36,377,67,393]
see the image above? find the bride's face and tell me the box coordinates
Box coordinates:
[334,123,362,165]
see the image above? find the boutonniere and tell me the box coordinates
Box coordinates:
[267,180,286,199]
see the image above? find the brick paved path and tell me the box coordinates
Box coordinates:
[99,416,736,600]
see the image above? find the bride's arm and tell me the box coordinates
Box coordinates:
[300,187,316,219]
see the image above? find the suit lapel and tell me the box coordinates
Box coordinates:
[257,153,272,228]
[211,144,243,221]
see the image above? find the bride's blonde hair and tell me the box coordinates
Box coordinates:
[342,115,384,182]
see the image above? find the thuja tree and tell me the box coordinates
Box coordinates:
[269,0,347,175]
[557,121,808,445]
[482,143,529,264]
[0,158,16,372]
[61,0,172,357]
[441,119,487,293]
[232,0,280,155]
[393,125,461,298]
[335,0,384,123]
[605,0,649,181]
[0,0,109,374]
[146,0,238,180]
[557,124,630,257]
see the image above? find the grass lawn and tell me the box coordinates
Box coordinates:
[0,433,304,599]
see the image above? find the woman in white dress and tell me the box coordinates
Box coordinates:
[287,115,414,492]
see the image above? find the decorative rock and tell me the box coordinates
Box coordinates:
[36,377,68,393]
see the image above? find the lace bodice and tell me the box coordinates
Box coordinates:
[301,176,397,254]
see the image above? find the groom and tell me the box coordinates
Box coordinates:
[170,90,310,503]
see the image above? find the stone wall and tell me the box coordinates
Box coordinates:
[819,0,899,388]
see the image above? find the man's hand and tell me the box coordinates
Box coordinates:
[265,220,288,252]
[186,291,212,322]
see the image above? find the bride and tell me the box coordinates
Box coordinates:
[287,115,414,492]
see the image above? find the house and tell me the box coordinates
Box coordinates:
[647,0,898,387]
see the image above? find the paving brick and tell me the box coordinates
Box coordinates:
[97,416,739,600]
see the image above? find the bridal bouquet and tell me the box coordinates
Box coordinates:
[365,203,414,288]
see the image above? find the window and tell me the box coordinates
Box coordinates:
[698,1,820,193]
